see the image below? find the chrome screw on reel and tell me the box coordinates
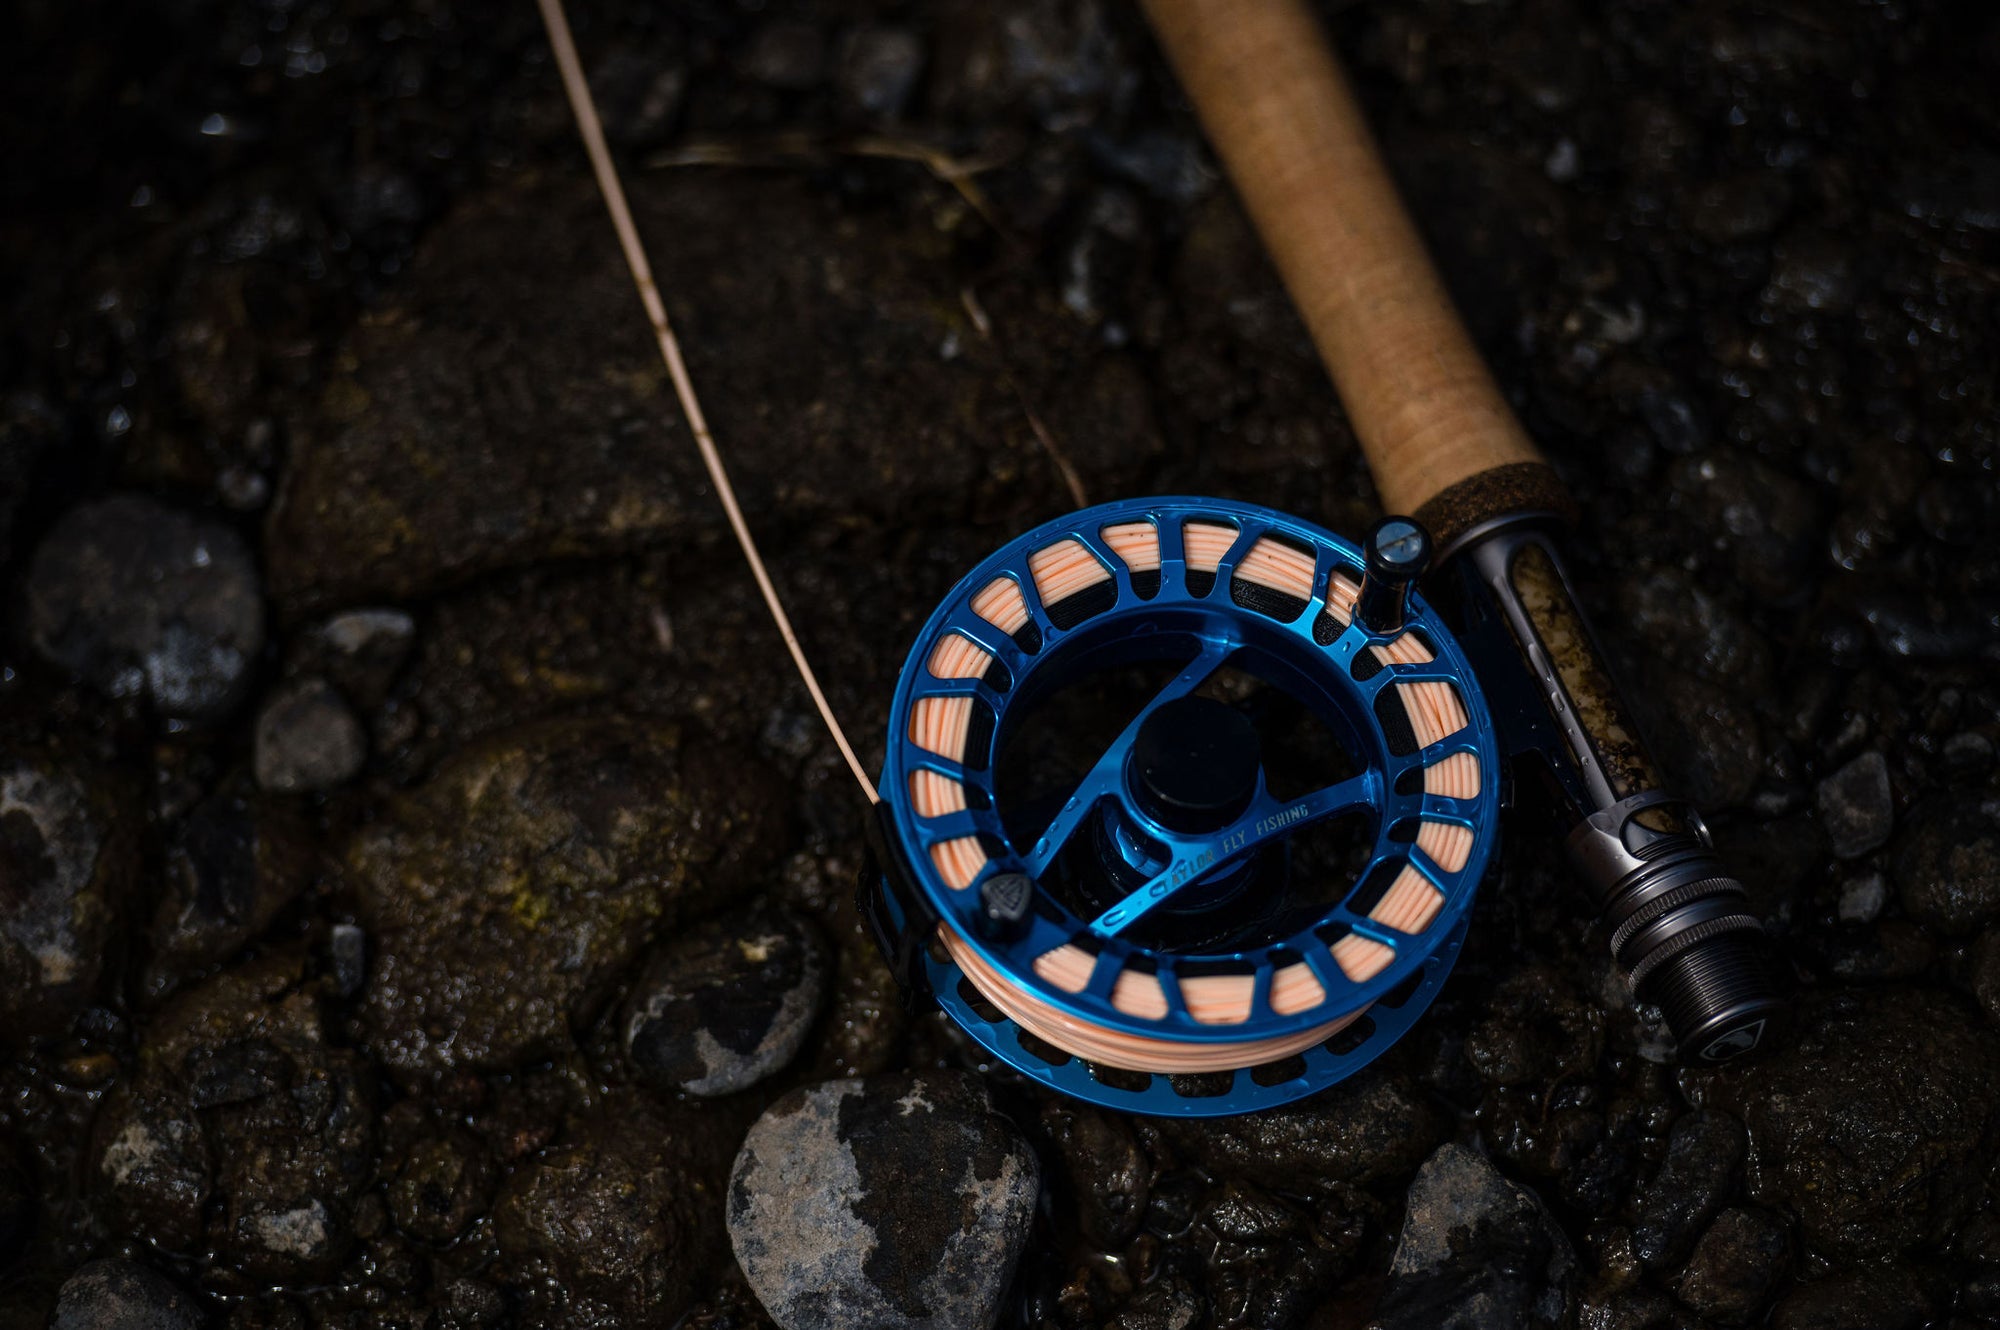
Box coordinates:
[864,498,1504,1116]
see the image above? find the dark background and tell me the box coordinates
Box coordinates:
[3,0,2000,1326]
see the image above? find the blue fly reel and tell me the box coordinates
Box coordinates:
[864,497,1501,1116]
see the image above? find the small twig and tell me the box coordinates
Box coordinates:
[645,130,1019,237]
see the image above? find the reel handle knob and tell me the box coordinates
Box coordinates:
[977,873,1036,943]
[1358,517,1432,634]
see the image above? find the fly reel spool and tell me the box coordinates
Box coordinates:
[865,498,1503,1116]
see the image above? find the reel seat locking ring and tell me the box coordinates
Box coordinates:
[870,497,1503,1115]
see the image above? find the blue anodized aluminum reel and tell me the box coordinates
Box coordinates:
[877,497,1501,1115]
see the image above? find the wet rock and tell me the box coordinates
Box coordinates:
[387,1128,496,1245]
[622,909,827,1097]
[1816,751,1892,859]
[25,494,263,720]
[838,26,926,120]
[142,780,313,1001]
[1688,173,1793,245]
[1964,927,2000,1030]
[739,20,826,90]
[266,175,1077,609]
[929,0,1120,128]
[727,1071,1038,1330]
[1894,793,2000,936]
[433,1278,506,1330]
[1767,230,1855,312]
[1110,1277,1204,1330]
[50,1259,204,1330]
[1620,568,1773,689]
[349,715,787,1080]
[1672,1207,1791,1324]
[1369,1144,1576,1330]
[1463,966,1604,1087]
[1943,730,1995,777]
[493,1094,734,1324]
[307,609,416,709]
[1668,453,1822,603]
[1157,1063,1447,1192]
[1771,1264,1928,1330]
[88,950,378,1280]
[1815,918,1935,983]
[1483,1095,1635,1220]
[253,678,366,793]
[1837,871,1887,924]
[0,746,137,1036]
[1576,1288,1685,1330]
[1688,988,2000,1256]
[1198,1182,1350,1326]
[1036,1099,1149,1250]
[0,1136,30,1261]
[1636,671,1763,810]
[328,923,366,998]
[1628,1111,1745,1271]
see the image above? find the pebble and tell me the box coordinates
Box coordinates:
[1036,1099,1149,1250]
[329,923,367,998]
[728,1071,1039,1330]
[253,678,367,793]
[89,951,379,1280]
[1628,1111,1745,1271]
[1815,751,1893,859]
[1668,453,1822,603]
[1967,929,2000,1027]
[142,782,312,1001]
[0,749,137,1036]
[1943,730,1996,777]
[1672,1207,1792,1324]
[348,716,786,1080]
[1770,1264,1928,1330]
[1158,1064,1446,1191]
[1688,172,1793,244]
[1369,1143,1576,1330]
[0,1137,29,1262]
[388,1129,496,1245]
[1766,229,1855,312]
[24,494,264,720]
[1836,872,1887,924]
[622,909,827,1097]
[1688,988,2000,1256]
[1199,1182,1350,1324]
[1893,793,2000,935]
[1816,918,1934,983]
[738,20,826,90]
[838,26,925,119]
[494,1094,735,1325]
[312,608,416,708]
[50,1258,204,1330]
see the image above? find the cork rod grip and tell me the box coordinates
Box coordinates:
[1142,0,1566,537]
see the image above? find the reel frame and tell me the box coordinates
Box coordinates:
[871,497,1502,1115]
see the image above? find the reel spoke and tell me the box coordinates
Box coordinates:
[1023,634,1239,879]
[1087,772,1373,936]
